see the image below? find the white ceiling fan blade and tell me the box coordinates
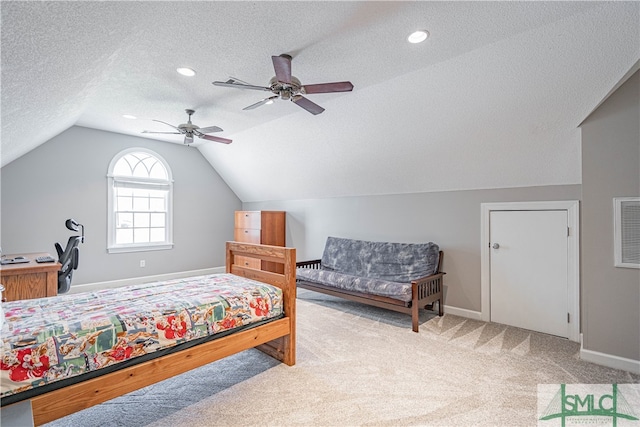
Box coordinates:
[142,131,181,134]
[197,125,223,134]
[212,79,271,91]
[228,76,257,86]
[151,119,185,133]
[243,95,278,111]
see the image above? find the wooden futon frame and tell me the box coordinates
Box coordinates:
[4,241,296,426]
[297,251,443,332]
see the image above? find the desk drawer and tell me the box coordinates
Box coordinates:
[2,273,48,301]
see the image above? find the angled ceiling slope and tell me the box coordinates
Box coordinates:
[2,2,638,201]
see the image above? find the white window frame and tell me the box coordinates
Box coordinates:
[614,197,640,269]
[107,148,174,253]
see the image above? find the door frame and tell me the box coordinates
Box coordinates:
[480,200,580,342]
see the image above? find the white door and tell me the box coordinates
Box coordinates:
[490,210,569,338]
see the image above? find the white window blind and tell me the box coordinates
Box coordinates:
[614,197,640,268]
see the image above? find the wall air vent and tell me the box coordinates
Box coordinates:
[614,197,640,268]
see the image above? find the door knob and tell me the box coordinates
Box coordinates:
[492,243,500,249]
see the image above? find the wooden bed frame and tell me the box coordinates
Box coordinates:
[3,241,296,426]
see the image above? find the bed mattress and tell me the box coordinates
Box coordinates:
[1,273,283,401]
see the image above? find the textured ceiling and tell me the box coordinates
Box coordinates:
[2,1,638,202]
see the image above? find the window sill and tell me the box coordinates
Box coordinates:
[107,243,173,254]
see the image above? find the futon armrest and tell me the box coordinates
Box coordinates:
[296,259,322,269]
[411,271,445,297]
[412,271,445,285]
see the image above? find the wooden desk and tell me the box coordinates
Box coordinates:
[0,253,61,302]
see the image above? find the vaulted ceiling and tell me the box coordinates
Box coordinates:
[2,1,638,202]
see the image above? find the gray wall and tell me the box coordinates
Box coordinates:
[1,126,241,284]
[581,70,640,361]
[244,184,581,313]
[2,72,636,365]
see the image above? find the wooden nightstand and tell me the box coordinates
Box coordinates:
[0,253,61,301]
[234,211,286,273]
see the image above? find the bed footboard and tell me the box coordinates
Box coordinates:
[226,241,297,366]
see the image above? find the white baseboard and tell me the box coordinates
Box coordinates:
[580,340,640,374]
[443,305,483,321]
[70,267,226,294]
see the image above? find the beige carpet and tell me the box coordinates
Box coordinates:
[45,289,639,427]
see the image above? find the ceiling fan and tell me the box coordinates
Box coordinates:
[142,109,232,145]
[212,54,354,115]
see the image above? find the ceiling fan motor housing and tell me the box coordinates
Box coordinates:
[179,123,199,131]
[179,109,199,132]
[269,76,302,100]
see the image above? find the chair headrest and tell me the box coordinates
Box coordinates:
[65,219,79,232]
[64,218,85,243]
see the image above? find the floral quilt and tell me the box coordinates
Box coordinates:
[0,273,283,399]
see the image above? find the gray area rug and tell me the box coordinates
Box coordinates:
[45,289,639,426]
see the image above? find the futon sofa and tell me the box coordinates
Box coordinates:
[296,236,444,332]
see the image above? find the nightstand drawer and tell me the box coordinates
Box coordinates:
[234,228,261,243]
[235,211,261,229]
[235,256,261,269]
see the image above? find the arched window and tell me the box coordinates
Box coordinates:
[107,148,173,253]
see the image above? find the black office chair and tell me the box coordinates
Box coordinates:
[55,219,84,294]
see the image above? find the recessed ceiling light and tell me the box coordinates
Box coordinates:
[176,67,196,77]
[122,114,137,119]
[407,30,429,44]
